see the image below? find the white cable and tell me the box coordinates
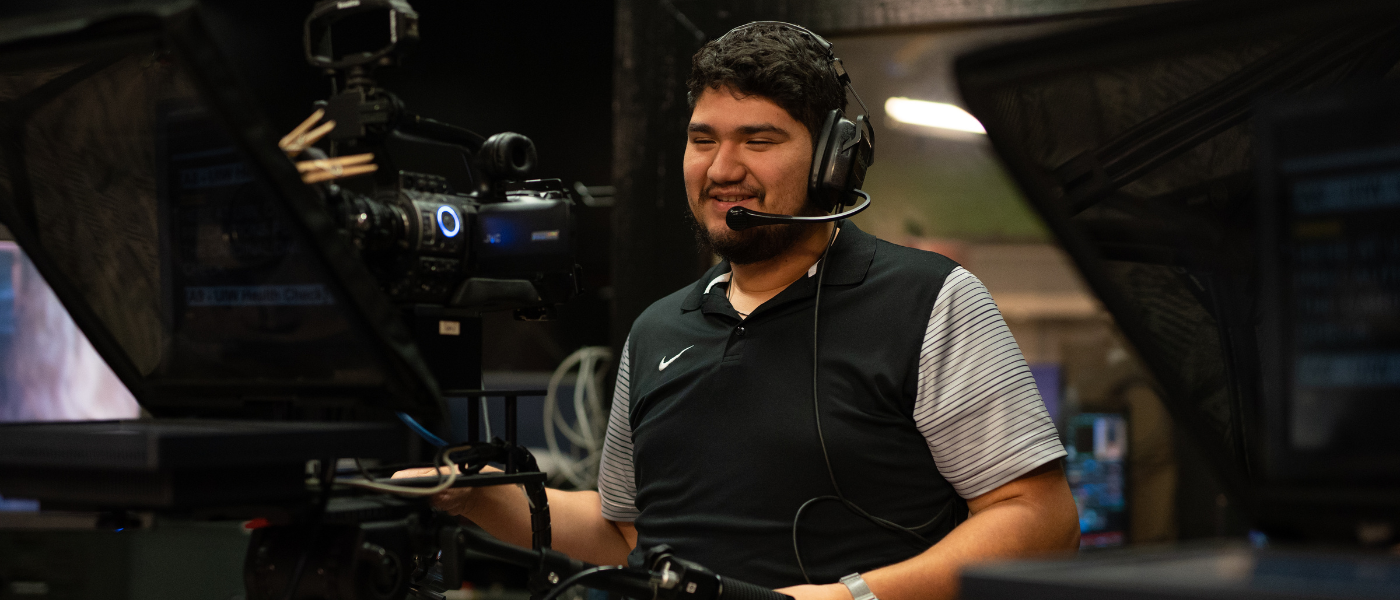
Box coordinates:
[542,346,612,489]
[574,354,594,450]
[548,353,592,448]
[544,350,587,485]
[481,397,493,440]
[338,443,472,497]
[581,346,612,483]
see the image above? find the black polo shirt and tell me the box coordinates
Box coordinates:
[598,222,1064,587]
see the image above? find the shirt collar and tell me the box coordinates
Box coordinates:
[681,221,877,311]
[703,271,731,295]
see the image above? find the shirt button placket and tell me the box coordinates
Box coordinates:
[723,322,747,360]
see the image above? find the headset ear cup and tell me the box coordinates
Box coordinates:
[810,109,854,212]
[846,114,873,194]
[809,109,841,211]
[831,118,861,206]
[811,115,865,212]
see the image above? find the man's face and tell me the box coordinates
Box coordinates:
[684,85,817,264]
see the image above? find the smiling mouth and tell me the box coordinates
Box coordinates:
[710,194,759,204]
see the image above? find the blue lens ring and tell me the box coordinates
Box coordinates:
[436,205,461,238]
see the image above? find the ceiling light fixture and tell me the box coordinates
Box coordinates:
[884,97,986,134]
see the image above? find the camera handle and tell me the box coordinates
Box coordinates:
[404,387,554,553]
[399,110,487,153]
[320,86,486,154]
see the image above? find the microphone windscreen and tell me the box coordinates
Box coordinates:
[726,207,763,230]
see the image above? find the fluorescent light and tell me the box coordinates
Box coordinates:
[884,97,986,134]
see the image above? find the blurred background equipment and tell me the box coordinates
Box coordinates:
[1065,414,1129,550]
[0,235,138,423]
[956,0,1400,597]
[960,0,1400,544]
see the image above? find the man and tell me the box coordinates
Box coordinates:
[406,22,1078,600]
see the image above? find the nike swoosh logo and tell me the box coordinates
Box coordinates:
[658,345,695,371]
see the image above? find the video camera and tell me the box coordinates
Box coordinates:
[302,0,578,314]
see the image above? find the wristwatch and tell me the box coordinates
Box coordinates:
[840,573,878,600]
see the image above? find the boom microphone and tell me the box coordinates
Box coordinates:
[725,190,871,231]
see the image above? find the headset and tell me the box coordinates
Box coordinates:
[716,21,876,232]
[710,22,956,583]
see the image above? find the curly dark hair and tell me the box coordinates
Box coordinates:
[687,22,847,142]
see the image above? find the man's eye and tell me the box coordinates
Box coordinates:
[747,140,774,146]
[690,138,715,145]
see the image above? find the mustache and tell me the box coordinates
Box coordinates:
[702,183,764,200]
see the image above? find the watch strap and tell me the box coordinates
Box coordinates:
[840,573,877,600]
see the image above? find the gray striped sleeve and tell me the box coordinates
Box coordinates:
[914,267,1066,500]
[598,337,639,521]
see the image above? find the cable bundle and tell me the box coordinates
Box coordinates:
[542,346,613,489]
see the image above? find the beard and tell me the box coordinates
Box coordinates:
[688,190,825,265]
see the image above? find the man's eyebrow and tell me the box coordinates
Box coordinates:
[737,123,789,136]
[685,122,791,136]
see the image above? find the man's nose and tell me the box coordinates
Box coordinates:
[707,141,746,184]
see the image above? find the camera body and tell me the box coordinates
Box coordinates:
[326,171,577,309]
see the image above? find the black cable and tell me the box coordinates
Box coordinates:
[790,495,950,584]
[538,565,630,600]
[790,495,841,582]
[809,222,842,497]
[522,477,553,550]
[792,217,948,583]
[353,457,378,482]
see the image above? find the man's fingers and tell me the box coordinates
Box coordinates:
[390,466,450,479]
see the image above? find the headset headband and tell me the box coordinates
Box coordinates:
[717,21,834,56]
[713,21,868,118]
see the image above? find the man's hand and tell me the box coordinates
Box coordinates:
[775,584,850,600]
[390,466,496,517]
[390,465,636,566]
